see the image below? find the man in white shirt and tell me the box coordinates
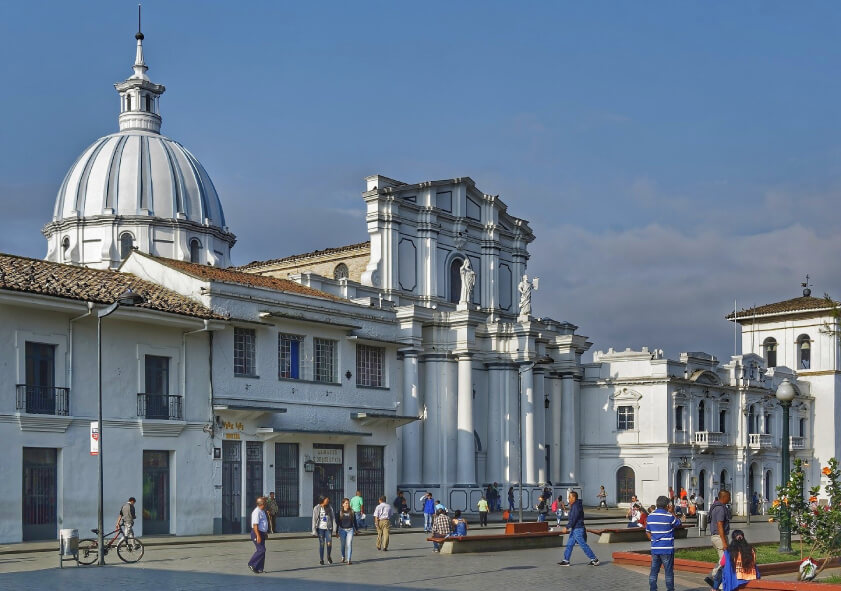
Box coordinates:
[248,497,269,574]
[373,495,392,551]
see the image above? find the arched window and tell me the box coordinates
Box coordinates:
[189,239,201,264]
[333,263,349,280]
[126,94,132,111]
[799,417,806,438]
[61,236,70,261]
[763,337,777,368]
[616,466,635,503]
[119,232,134,260]
[698,400,706,431]
[719,409,727,434]
[449,258,463,304]
[797,335,811,369]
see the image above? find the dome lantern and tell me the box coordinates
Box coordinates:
[114,9,165,134]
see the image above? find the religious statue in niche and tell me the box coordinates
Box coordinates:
[459,258,476,305]
[518,274,539,317]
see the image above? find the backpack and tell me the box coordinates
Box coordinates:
[551,499,558,512]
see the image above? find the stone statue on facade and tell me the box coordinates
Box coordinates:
[518,274,538,317]
[459,258,476,306]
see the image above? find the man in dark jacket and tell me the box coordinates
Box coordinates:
[558,491,600,566]
[422,492,436,532]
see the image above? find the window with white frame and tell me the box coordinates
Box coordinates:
[278,334,303,379]
[797,335,811,369]
[356,344,385,387]
[617,405,635,431]
[234,327,256,377]
[313,338,337,383]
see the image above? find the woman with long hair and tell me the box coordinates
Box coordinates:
[706,529,760,591]
[335,497,359,565]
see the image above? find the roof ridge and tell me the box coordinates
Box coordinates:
[238,241,370,270]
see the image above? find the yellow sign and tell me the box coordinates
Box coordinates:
[225,433,241,440]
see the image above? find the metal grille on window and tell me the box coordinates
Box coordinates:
[617,405,634,430]
[357,445,384,507]
[234,327,256,376]
[356,344,384,387]
[275,443,299,517]
[278,334,302,379]
[314,338,336,383]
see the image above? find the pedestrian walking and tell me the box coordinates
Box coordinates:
[507,486,515,512]
[373,495,392,551]
[336,498,359,565]
[248,497,269,574]
[422,492,436,532]
[646,495,683,591]
[536,495,549,522]
[350,490,366,530]
[558,490,600,567]
[597,485,608,509]
[265,492,279,533]
[477,495,489,527]
[707,529,760,591]
[116,496,137,545]
[704,490,732,588]
[311,496,336,565]
[552,494,567,528]
[452,510,468,536]
[491,482,501,511]
[430,507,452,552]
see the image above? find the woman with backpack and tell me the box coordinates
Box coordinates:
[536,495,550,522]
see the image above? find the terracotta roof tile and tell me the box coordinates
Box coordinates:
[237,241,370,270]
[0,253,225,320]
[146,255,343,301]
[728,295,838,320]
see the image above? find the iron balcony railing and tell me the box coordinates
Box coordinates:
[16,385,70,416]
[137,393,183,421]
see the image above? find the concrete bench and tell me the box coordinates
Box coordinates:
[426,530,564,554]
[588,525,689,544]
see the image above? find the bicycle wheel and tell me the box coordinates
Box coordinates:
[117,537,144,563]
[77,538,99,565]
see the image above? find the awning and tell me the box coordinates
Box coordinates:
[350,411,421,427]
[213,399,288,421]
[255,427,373,442]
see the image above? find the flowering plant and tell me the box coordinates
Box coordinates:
[770,458,841,578]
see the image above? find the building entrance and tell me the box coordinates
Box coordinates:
[312,443,344,508]
[22,447,57,540]
[142,451,170,534]
[222,441,242,533]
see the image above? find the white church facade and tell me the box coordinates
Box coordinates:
[0,23,837,543]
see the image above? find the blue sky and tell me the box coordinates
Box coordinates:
[1,1,839,361]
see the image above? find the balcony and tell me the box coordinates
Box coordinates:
[16,385,70,416]
[694,431,726,447]
[790,436,807,450]
[748,433,774,449]
[137,393,183,421]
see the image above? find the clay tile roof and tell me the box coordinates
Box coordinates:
[727,295,838,320]
[237,241,370,270]
[148,255,343,301]
[0,253,225,320]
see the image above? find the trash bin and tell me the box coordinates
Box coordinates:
[697,510,709,534]
[60,529,79,556]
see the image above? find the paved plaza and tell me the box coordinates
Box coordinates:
[0,518,798,591]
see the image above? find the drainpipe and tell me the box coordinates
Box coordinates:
[68,302,94,399]
[182,320,211,420]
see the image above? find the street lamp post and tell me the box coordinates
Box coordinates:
[775,378,796,555]
[517,355,553,523]
[96,289,145,565]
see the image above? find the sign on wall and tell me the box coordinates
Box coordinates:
[90,422,99,456]
[312,448,342,464]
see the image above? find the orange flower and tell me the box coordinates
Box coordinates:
[772,499,780,507]
[823,466,832,476]
[809,496,818,503]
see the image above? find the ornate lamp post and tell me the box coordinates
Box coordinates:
[775,378,796,554]
[517,354,554,523]
[96,288,145,565]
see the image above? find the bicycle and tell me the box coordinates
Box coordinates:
[77,527,145,565]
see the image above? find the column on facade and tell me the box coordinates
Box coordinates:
[533,368,546,484]
[559,374,580,485]
[520,363,535,484]
[486,364,506,484]
[548,373,562,484]
[422,355,442,484]
[506,367,520,483]
[456,353,476,484]
[401,349,422,485]
[417,206,439,301]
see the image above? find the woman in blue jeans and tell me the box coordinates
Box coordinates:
[335,498,358,565]
[311,496,336,565]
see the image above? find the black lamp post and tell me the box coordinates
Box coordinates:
[517,354,554,523]
[775,378,796,554]
[96,288,145,565]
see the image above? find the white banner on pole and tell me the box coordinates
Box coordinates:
[90,422,99,456]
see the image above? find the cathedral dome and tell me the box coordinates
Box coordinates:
[43,25,235,269]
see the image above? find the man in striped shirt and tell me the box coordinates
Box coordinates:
[645,495,683,591]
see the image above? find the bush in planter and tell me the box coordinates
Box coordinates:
[770,457,841,579]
